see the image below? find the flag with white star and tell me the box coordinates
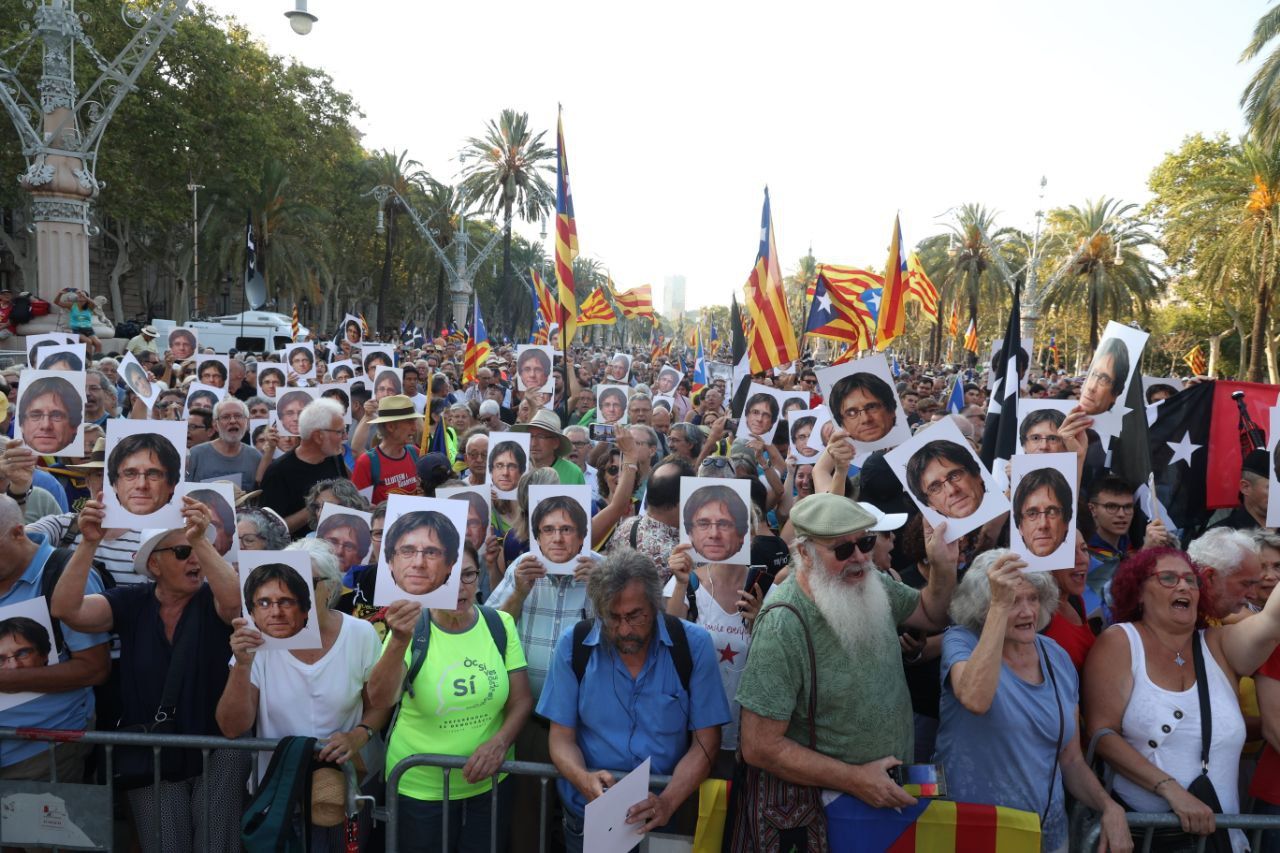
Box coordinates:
[804,272,873,350]
[1148,380,1213,537]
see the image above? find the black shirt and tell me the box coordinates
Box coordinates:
[258,450,349,519]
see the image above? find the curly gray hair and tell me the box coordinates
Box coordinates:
[587,548,662,627]
[947,549,1059,634]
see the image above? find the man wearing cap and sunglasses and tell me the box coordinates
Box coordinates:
[731,494,959,848]
[510,408,586,487]
[352,395,423,504]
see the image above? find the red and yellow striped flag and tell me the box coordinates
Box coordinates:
[531,268,557,330]
[744,188,799,372]
[1184,344,1207,376]
[359,313,371,341]
[948,302,960,337]
[614,284,655,320]
[905,252,939,323]
[463,298,491,385]
[576,288,617,326]
[963,318,979,354]
[291,304,300,342]
[876,215,909,350]
[554,107,578,346]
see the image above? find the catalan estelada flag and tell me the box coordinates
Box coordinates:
[876,215,909,350]
[1185,344,1207,376]
[805,272,874,351]
[692,328,708,393]
[291,304,300,342]
[530,268,557,330]
[1048,334,1060,369]
[576,288,616,326]
[743,187,799,372]
[707,318,720,358]
[614,284,655,320]
[948,302,960,337]
[963,318,979,354]
[905,252,940,323]
[554,106,578,347]
[463,297,490,386]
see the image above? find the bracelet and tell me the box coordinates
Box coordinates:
[355,723,375,741]
[6,487,30,502]
[1152,777,1176,794]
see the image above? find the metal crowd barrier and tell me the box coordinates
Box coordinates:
[385,753,677,853]
[0,726,364,852]
[1079,811,1280,853]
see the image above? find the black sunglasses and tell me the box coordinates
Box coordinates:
[153,545,194,560]
[828,535,878,561]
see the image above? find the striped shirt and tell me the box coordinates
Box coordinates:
[487,551,599,700]
[24,513,147,586]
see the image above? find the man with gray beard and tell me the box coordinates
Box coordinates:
[730,494,958,850]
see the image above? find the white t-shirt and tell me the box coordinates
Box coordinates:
[662,577,752,750]
[248,613,381,779]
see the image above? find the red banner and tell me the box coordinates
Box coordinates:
[1207,381,1280,508]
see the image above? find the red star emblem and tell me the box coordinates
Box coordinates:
[718,643,738,664]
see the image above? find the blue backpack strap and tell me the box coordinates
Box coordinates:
[364,448,381,484]
[662,612,693,696]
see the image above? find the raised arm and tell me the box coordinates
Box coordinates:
[48,497,114,635]
[944,556,1024,715]
[182,497,242,624]
[1217,584,1280,678]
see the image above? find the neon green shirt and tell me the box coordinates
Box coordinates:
[384,607,527,801]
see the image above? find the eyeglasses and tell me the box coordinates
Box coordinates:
[323,538,362,555]
[1085,370,1115,389]
[1024,434,1064,447]
[394,545,445,561]
[1149,570,1200,589]
[1020,507,1064,522]
[605,465,620,476]
[119,467,168,484]
[253,596,299,611]
[539,525,578,538]
[316,427,345,436]
[841,402,885,421]
[460,568,481,585]
[606,607,650,628]
[23,410,69,424]
[0,647,38,666]
[217,414,246,423]
[922,468,970,498]
[693,519,738,533]
[239,534,264,547]
[1090,501,1134,515]
[153,545,194,560]
[371,528,384,539]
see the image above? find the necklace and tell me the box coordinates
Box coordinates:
[1140,622,1190,667]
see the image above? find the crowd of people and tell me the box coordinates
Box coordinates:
[3,313,1280,853]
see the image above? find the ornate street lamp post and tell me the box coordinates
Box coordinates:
[0,0,190,333]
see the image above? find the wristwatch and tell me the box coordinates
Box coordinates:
[5,486,31,503]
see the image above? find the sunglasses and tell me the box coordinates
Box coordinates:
[826,534,879,561]
[153,545,194,560]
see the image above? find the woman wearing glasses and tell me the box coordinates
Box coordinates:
[1084,548,1280,851]
[217,539,386,850]
[368,541,532,852]
[50,495,249,853]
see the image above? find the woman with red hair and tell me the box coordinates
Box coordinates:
[1083,547,1280,851]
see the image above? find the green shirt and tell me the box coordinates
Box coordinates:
[551,456,585,486]
[735,573,919,766]
[384,607,527,801]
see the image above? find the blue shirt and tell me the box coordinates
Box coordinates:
[936,627,1077,850]
[536,615,731,817]
[32,469,68,512]
[0,534,109,767]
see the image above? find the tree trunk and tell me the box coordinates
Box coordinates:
[376,209,396,333]
[1088,269,1100,354]
[1248,240,1272,382]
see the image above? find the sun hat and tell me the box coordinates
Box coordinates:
[857,501,908,533]
[66,437,106,471]
[510,408,572,458]
[366,395,423,425]
[141,326,158,338]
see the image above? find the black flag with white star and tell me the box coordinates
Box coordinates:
[1148,380,1213,536]
[979,277,1021,472]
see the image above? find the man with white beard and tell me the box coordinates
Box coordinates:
[731,494,958,849]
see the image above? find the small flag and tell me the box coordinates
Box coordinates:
[875,215,909,350]
[946,377,965,414]
[359,313,371,341]
[978,278,1022,472]
[576,288,617,326]
[1048,334,1060,370]
[743,187,800,372]
[692,327,708,393]
[805,272,874,352]
[1185,345,1207,376]
[291,304,299,342]
[708,318,721,358]
[948,302,960,338]
[463,298,491,386]
[554,106,578,348]
[614,284,655,320]
[963,319,979,354]
[904,252,940,323]
[530,268,557,334]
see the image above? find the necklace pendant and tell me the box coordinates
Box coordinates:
[1175,652,1185,667]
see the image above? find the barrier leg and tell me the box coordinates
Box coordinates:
[539,777,548,853]
[491,774,499,853]
[442,768,450,850]
[151,747,162,853]
[200,748,210,853]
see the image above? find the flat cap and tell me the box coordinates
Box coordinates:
[790,493,876,539]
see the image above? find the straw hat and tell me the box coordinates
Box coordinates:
[66,438,106,471]
[141,326,158,338]
[366,395,424,425]
[510,408,572,458]
[310,766,347,828]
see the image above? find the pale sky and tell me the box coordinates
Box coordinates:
[207,0,1259,312]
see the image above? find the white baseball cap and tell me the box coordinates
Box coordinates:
[857,502,907,533]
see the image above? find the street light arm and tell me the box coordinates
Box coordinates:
[464,209,511,275]
[973,219,1020,294]
[366,184,459,281]
[0,33,44,155]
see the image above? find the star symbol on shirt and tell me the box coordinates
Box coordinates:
[718,644,739,664]
[1166,430,1202,467]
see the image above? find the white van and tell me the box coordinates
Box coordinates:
[153,312,310,354]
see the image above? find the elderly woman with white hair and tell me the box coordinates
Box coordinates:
[936,549,1131,853]
[216,537,387,849]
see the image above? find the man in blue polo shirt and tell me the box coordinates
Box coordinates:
[0,494,109,781]
[538,549,728,852]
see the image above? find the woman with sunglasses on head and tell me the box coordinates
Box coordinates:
[216,538,387,851]
[50,494,249,853]
[1084,548,1280,852]
[367,541,532,852]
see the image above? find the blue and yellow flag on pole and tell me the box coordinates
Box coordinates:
[555,106,578,348]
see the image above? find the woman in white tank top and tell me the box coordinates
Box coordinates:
[1084,548,1280,852]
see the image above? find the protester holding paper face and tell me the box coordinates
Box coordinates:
[50,495,246,853]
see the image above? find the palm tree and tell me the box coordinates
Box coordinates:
[369,150,429,330]
[1040,198,1163,353]
[1173,138,1280,380]
[1242,5,1280,146]
[940,205,1015,353]
[457,109,555,299]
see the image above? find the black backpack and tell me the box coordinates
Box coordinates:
[570,612,693,695]
[241,736,316,853]
[10,294,31,325]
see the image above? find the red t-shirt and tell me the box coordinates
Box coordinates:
[1042,612,1096,673]
[1250,647,1280,804]
[351,446,419,504]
